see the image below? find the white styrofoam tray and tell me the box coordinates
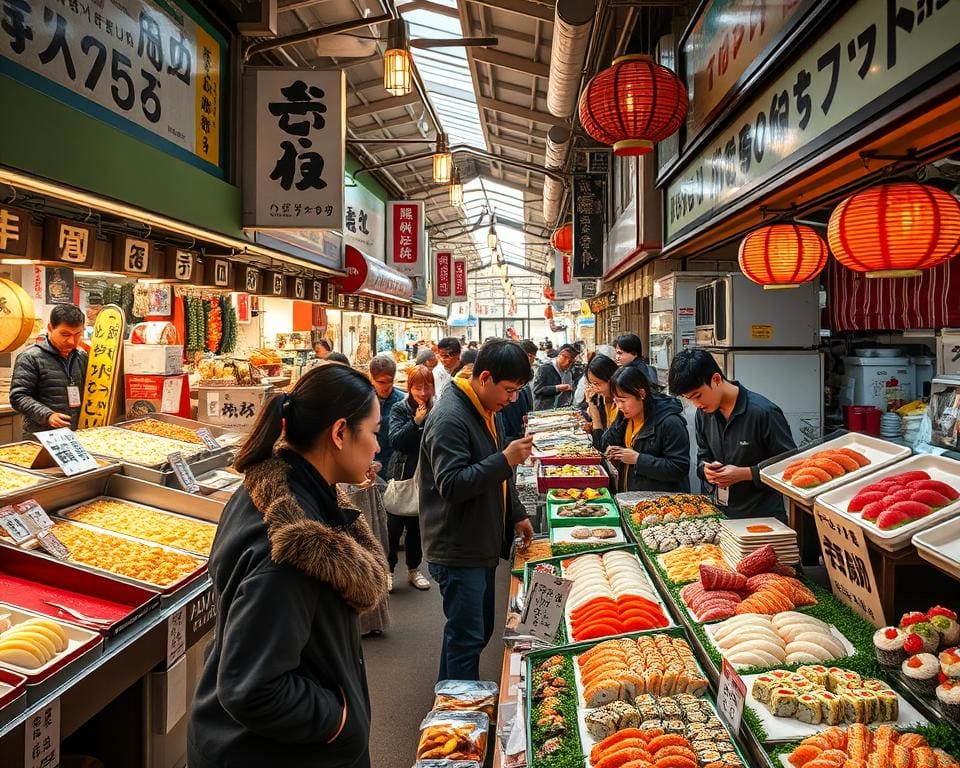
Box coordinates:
[702,618,856,671]
[0,603,102,682]
[550,526,625,546]
[720,517,798,541]
[760,433,911,503]
[912,515,960,579]
[815,454,960,550]
[741,673,927,743]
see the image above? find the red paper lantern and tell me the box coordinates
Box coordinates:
[738,224,828,289]
[544,305,553,319]
[827,182,960,278]
[578,54,687,156]
[551,224,573,254]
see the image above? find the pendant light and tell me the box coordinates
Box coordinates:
[448,166,463,207]
[487,217,498,250]
[432,132,452,184]
[383,19,412,96]
[738,223,828,289]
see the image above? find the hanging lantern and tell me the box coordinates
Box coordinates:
[738,223,828,289]
[579,54,688,156]
[544,304,553,319]
[432,132,452,184]
[448,166,463,207]
[828,182,960,278]
[383,19,412,96]
[543,285,556,301]
[551,223,573,254]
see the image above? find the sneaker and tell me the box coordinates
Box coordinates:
[387,574,393,593]
[408,569,430,590]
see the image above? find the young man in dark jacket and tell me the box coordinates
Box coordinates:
[532,343,579,410]
[419,340,534,681]
[499,340,537,444]
[9,304,88,438]
[669,349,796,520]
[369,355,404,478]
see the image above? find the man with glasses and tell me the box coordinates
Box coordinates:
[419,340,534,680]
[433,337,462,400]
[532,343,579,410]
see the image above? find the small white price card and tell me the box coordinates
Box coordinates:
[166,606,187,666]
[0,505,33,544]
[25,698,59,768]
[15,500,54,534]
[168,452,201,494]
[516,571,573,643]
[196,428,221,451]
[35,428,98,476]
[36,530,70,560]
[717,658,746,732]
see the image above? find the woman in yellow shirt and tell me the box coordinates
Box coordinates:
[602,365,690,493]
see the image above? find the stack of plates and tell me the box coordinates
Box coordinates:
[881,412,902,438]
[717,517,800,566]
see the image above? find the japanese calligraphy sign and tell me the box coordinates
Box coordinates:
[78,304,125,428]
[0,506,32,544]
[24,697,59,768]
[517,571,573,643]
[42,217,96,268]
[204,258,231,288]
[572,174,606,279]
[717,659,747,732]
[290,276,307,300]
[0,0,224,168]
[0,205,30,256]
[339,245,413,300]
[344,179,385,262]
[682,0,812,138]
[666,0,960,245]
[233,265,262,294]
[554,251,575,299]
[113,235,155,275]
[434,250,452,304]
[160,246,197,282]
[453,259,467,300]
[168,451,200,493]
[35,428,98,476]
[260,270,286,297]
[311,279,324,303]
[243,68,345,230]
[814,503,885,627]
[386,201,425,277]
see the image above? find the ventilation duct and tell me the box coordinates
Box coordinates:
[545,126,571,170]
[543,176,564,225]
[547,0,597,118]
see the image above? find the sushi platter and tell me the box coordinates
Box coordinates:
[814,454,960,550]
[547,487,611,503]
[546,498,621,529]
[760,432,910,503]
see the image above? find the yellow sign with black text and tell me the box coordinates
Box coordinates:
[78,306,125,429]
[750,324,774,341]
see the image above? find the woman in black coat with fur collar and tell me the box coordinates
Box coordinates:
[188,363,388,768]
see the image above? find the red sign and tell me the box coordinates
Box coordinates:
[435,251,452,300]
[453,259,467,299]
[338,245,414,300]
[387,201,424,277]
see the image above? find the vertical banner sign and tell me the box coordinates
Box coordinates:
[554,251,575,299]
[0,0,225,169]
[572,174,606,279]
[79,305,126,429]
[386,201,425,277]
[453,259,467,300]
[243,69,345,229]
[434,251,452,304]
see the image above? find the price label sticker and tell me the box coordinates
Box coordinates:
[35,428,98,476]
[168,452,201,494]
[717,658,746,732]
[25,698,60,768]
[0,505,33,544]
[516,571,573,643]
[166,606,187,666]
[196,428,221,451]
[15,500,54,534]
[37,530,70,559]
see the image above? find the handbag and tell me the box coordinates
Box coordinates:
[382,465,420,517]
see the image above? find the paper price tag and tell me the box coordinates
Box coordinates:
[168,452,201,494]
[35,428,98,476]
[37,530,70,559]
[25,698,60,768]
[196,428,221,451]
[516,571,573,643]
[0,505,33,544]
[15,500,54,533]
[166,606,187,666]
[717,658,746,732]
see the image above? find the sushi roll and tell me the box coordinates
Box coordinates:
[815,691,844,725]
[939,647,960,678]
[699,750,723,764]
[936,679,960,721]
[664,719,685,733]
[904,622,941,654]
[716,740,736,754]
[902,653,941,696]
[641,719,665,731]
[875,689,900,722]
[928,606,960,646]
[857,690,880,722]
[842,691,870,724]
[751,676,777,704]
[873,626,909,667]
[770,688,799,718]
[796,665,829,686]
[584,707,620,740]
[795,693,822,724]
[608,700,641,729]
[861,678,888,691]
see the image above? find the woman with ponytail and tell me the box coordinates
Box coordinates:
[188,363,388,768]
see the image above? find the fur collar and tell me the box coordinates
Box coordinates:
[243,456,388,613]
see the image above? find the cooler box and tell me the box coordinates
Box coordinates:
[124,374,191,418]
[843,356,915,411]
[197,385,272,431]
[124,343,184,375]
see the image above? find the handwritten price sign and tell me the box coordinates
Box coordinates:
[717,658,746,732]
[517,571,573,643]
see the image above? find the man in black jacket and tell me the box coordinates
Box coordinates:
[499,340,537,444]
[668,349,796,520]
[419,340,534,680]
[9,304,88,438]
[532,343,579,410]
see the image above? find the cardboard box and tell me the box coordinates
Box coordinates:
[197,385,272,431]
[125,374,192,418]
[124,343,184,375]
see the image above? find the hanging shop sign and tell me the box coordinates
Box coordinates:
[452,259,467,301]
[554,251,575,299]
[160,247,198,283]
[261,270,287,298]
[665,0,960,247]
[682,0,814,138]
[344,177,385,262]
[289,276,308,301]
[42,218,97,268]
[0,205,30,256]
[44,267,74,305]
[587,151,611,176]
[0,0,225,170]
[434,250,452,304]
[242,68,346,230]
[386,201,425,277]
[197,256,232,288]
[112,235,160,277]
[312,279,325,303]
[578,279,599,299]
[324,279,338,305]
[79,304,125,429]
[339,245,413,301]
[233,265,262,294]
[572,174,606,279]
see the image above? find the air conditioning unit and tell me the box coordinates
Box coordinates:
[238,0,277,37]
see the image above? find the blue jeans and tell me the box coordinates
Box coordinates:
[427,564,496,682]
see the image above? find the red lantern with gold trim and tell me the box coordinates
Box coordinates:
[738,223,828,290]
[827,182,960,278]
[551,224,573,254]
[578,54,687,156]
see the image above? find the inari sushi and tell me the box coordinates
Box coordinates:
[795,693,822,724]
[770,688,799,718]
[815,691,844,725]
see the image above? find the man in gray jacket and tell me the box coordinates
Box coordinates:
[10,304,88,438]
[419,340,534,680]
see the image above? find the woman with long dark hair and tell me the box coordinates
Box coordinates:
[602,365,690,493]
[385,364,434,592]
[582,353,619,449]
[188,363,388,768]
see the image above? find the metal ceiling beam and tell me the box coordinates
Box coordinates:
[469,48,550,78]
[477,96,565,126]
[351,115,423,135]
[490,134,547,156]
[278,0,336,12]
[397,0,461,18]
[353,143,565,180]
[466,0,554,22]
[350,92,422,117]
[244,13,391,60]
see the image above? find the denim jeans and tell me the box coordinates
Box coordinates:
[427,563,496,681]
